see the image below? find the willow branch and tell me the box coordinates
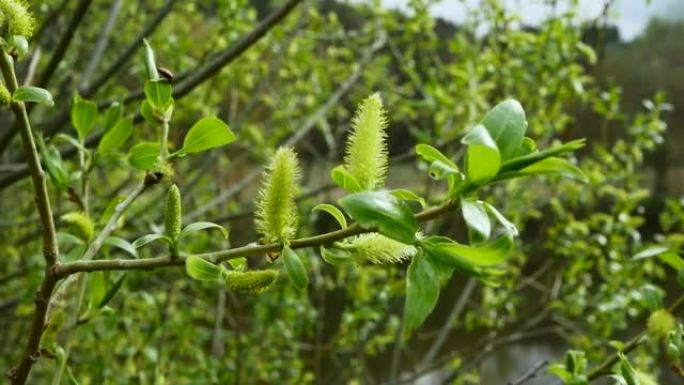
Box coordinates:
[54,199,457,277]
[0,51,60,385]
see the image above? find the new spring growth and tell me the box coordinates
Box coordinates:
[648,309,676,339]
[255,147,301,245]
[344,93,389,191]
[164,184,182,241]
[0,83,9,105]
[142,39,159,81]
[342,233,417,264]
[0,0,35,39]
[224,270,279,293]
[61,212,94,242]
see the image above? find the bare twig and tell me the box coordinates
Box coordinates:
[78,0,124,89]
[507,360,549,385]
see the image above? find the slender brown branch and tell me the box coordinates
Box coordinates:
[54,199,457,277]
[507,360,549,385]
[0,51,60,385]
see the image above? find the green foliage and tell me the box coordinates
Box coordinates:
[339,191,418,245]
[0,0,35,38]
[12,86,53,106]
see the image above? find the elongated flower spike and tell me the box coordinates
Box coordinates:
[344,93,389,191]
[0,0,36,39]
[224,270,279,293]
[255,147,301,245]
[164,184,182,241]
[343,233,417,264]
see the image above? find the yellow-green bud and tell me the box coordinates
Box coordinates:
[224,270,278,293]
[61,212,94,242]
[0,83,10,105]
[164,184,182,240]
[648,309,676,339]
[0,0,36,39]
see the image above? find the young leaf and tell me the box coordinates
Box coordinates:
[104,236,138,258]
[312,203,347,228]
[390,189,426,209]
[320,247,353,266]
[481,202,519,236]
[496,157,587,183]
[102,102,123,132]
[98,117,133,154]
[498,138,586,174]
[180,116,236,155]
[88,272,106,310]
[227,257,247,272]
[415,144,459,171]
[127,142,160,170]
[71,95,98,139]
[97,274,127,309]
[634,246,671,260]
[480,99,526,161]
[421,235,513,267]
[185,256,222,282]
[404,253,441,331]
[132,233,171,249]
[13,86,54,106]
[461,124,501,185]
[281,246,308,291]
[144,79,172,112]
[180,221,229,240]
[339,191,418,244]
[330,165,362,193]
[142,38,159,80]
[461,199,491,241]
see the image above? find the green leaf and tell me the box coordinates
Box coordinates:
[390,189,426,208]
[102,102,123,132]
[339,191,418,244]
[480,99,527,161]
[422,235,513,268]
[104,236,138,258]
[142,38,159,80]
[57,232,85,246]
[657,251,684,271]
[36,136,69,190]
[517,137,537,157]
[132,233,171,249]
[144,79,172,111]
[461,199,491,241]
[99,196,125,225]
[497,157,587,182]
[88,271,106,310]
[98,117,133,154]
[312,203,347,228]
[180,221,229,240]
[71,95,98,139]
[330,165,363,193]
[404,253,441,331]
[415,144,459,171]
[227,257,247,272]
[140,100,156,124]
[461,124,501,185]
[54,134,89,154]
[97,274,126,309]
[633,246,671,260]
[498,139,586,174]
[281,246,309,290]
[179,116,236,155]
[127,142,160,170]
[13,86,54,106]
[481,202,519,236]
[320,247,353,266]
[185,256,222,282]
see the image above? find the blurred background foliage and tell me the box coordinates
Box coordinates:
[1,0,683,384]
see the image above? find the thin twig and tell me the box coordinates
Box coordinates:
[78,0,124,89]
[507,360,549,385]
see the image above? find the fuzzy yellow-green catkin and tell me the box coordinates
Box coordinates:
[255,147,301,244]
[0,0,35,39]
[61,212,94,242]
[648,309,676,339]
[344,93,388,191]
[0,83,10,105]
[344,233,417,264]
[164,184,182,240]
[224,270,279,293]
